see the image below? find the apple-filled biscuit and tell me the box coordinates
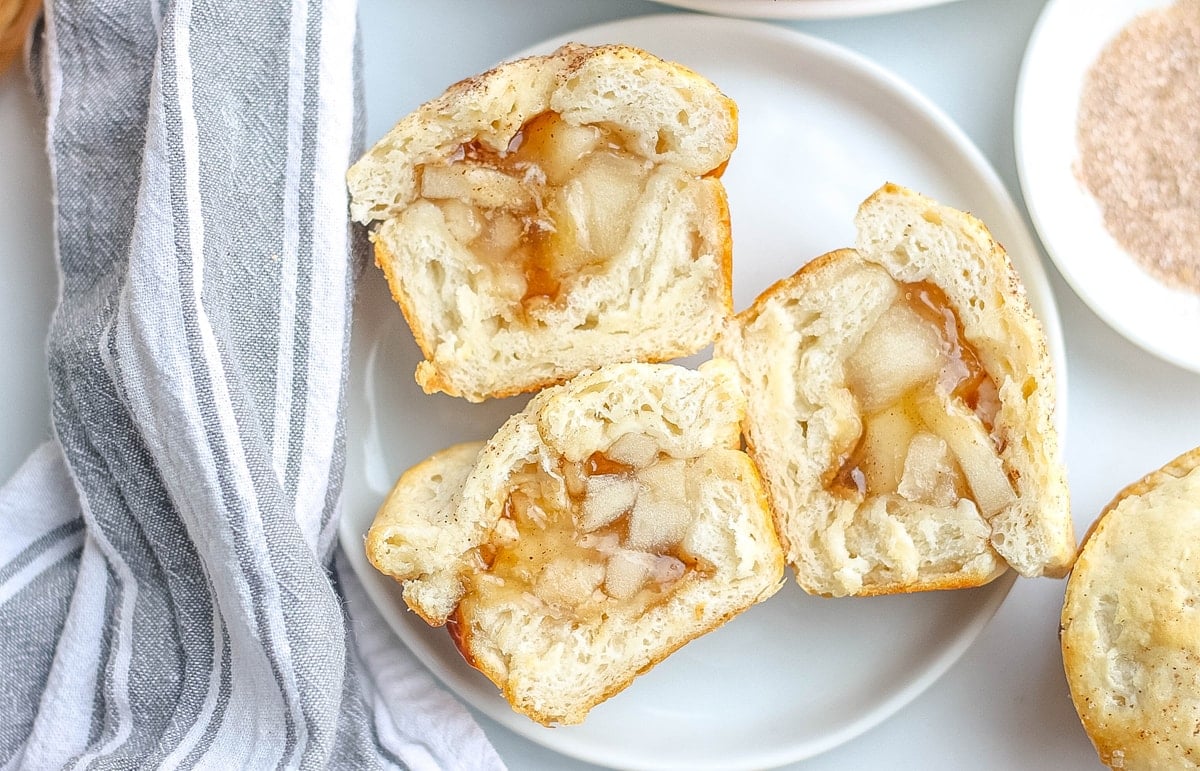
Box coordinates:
[365,362,785,724]
[717,183,1075,597]
[1061,446,1200,771]
[347,43,737,402]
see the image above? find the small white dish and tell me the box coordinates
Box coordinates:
[1016,0,1200,374]
[645,0,963,20]
[340,13,1064,771]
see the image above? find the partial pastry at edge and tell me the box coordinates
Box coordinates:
[1061,446,1200,771]
[366,361,785,725]
[716,182,1075,598]
[347,43,737,402]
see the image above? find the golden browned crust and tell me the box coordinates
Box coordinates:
[370,236,437,372]
[819,567,1009,598]
[452,584,769,726]
[735,247,858,328]
[711,181,735,319]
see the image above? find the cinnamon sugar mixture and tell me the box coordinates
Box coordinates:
[1076,0,1200,293]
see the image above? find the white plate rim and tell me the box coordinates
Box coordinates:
[1015,0,1200,374]
[340,12,1066,771]
[645,0,964,20]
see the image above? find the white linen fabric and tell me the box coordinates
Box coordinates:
[0,1,503,768]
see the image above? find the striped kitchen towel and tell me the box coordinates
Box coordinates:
[0,1,503,768]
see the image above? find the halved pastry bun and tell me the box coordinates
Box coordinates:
[1061,446,1200,771]
[716,182,1074,597]
[365,361,785,725]
[347,43,737,402]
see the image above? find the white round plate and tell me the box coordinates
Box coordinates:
[1016,0,1200,374]
[339,14,1064,771]
[645,0,963,19]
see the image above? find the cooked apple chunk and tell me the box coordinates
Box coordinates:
[519,117,603,185]
[579,474,638,532]
[916,395,1015,518]
[467,442,713,622]
[603,549,656,601]
[413,111,653,316]
[857,404,919,493]
[420,163,533,210]
[606,432,659,468]
[896,431,959,507]
[845,302,944,412]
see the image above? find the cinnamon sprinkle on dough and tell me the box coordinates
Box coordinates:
[1076,0,1200,293]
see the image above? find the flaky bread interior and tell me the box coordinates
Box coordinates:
[347,43,737,402]
[366,361,784,725]
[1061,446,1200,771]
[366,441,486,625]
[716,182,1074,597]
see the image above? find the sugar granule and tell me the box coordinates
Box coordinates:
[1076,0,1200,293]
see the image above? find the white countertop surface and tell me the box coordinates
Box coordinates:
[4,0,1199,768]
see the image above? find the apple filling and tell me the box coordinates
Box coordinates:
[833,281,1016,518]
[465,435,710,620]
[417,111,652,318]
